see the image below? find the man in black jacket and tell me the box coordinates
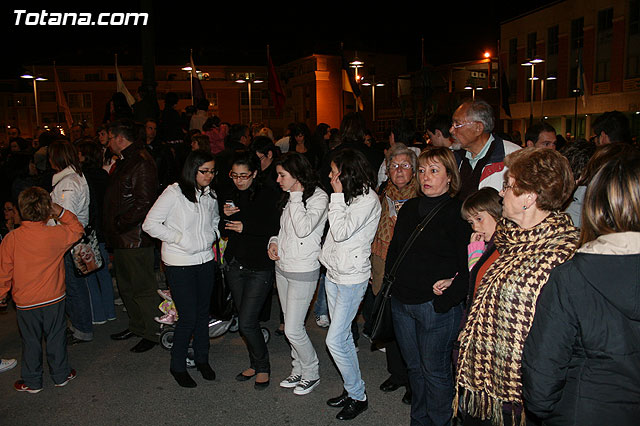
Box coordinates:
[104,119,160,353]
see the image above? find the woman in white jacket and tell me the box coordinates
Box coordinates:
[267,152,328,396]
[143,150,220,388]
[48,140,93,344]
[320,148,382,421]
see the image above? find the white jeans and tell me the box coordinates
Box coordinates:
[275,271,320,380]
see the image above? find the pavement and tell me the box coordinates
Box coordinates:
[0,291,411,426]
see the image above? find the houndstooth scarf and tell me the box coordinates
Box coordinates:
[454,212,579,425]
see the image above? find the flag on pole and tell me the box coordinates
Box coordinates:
[500,71,512,117]
[54,64,73,129]
[267,47,285,117]
[190,51,206,106]
[577,50,588,108]
[115,54,135,107]
[341,49,363,111]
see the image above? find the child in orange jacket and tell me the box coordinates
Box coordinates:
[0,187,84,393]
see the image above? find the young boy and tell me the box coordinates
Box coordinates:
[0,187,84,393]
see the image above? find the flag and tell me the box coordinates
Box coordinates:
[190,51,206,106]
[54,64,73,129]
[267,48,285,117]
[115,54,135,107]
[577,50,589,108]
[500,71,512,117]
[341,53,363,111]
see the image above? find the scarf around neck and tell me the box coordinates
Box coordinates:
[454,212,579,425]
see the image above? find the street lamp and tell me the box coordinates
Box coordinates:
[522,58,545,125]
[234,73,263,124]
[350,53,364,83]
[464,81,483,101]
[20,68,48,129]
[361,80,384,121]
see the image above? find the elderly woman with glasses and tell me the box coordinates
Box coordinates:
[454,148,580,426]
[387,147,472,426]
[221,150,280,390]
[370,143,420,403]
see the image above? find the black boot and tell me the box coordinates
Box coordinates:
[195,363,216,381]
[170,369,197,388]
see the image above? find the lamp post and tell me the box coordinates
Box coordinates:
[361,79,384,121]
[20,68,48,130]
[521,58,544,125]
[349,53,364,83]
[235,73,263,124]
[540,75,556,119]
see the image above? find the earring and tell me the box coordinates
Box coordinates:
[523,205,527,210]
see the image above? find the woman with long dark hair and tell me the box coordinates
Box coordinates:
[267,152,328,395]
[49,140,93,344]
[223,151,280,390]
[142,150,220,388]
[288,123,321,169]
[320,148,381,420]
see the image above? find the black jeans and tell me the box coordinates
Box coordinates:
[225,259,273,374]
[165,260,215,372]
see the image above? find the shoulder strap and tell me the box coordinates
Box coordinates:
[386,198,451,282]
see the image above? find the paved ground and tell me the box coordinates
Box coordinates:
[0,290,411,426]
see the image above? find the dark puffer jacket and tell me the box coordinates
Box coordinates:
[522,233,640,426]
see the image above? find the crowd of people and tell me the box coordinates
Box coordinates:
[0,95,639,425]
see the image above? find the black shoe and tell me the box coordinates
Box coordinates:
[170,369,197,388]
[195,363,216,381]
[327,389,349,407]
[336,397,368,420]
[235,371,256,382]
[379,377,401,392]
[254,378,270,390]
[111,329,134,340]
[274,327,285,336]
[130,338,157,353]
[67,335,91,345]
[402,387,412,405]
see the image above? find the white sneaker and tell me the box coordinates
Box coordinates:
[0,358,17,373]
[315,315,330,328]
[279,374,301,388]
[293,378,320,395]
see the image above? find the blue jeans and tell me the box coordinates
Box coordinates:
[86,243,116,323]
[225,260,273,374]
[165,260,215,372]
[325,278,368,401]
[313,273,328,317]
[63,252,93,341]
[392,297,462,426]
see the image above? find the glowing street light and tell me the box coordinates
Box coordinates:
[20,68,48,128]
[234,73,263,123]
[522,58,545,124]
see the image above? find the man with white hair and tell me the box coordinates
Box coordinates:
[450,100,521,200]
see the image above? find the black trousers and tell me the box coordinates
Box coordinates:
[165,260,215,372]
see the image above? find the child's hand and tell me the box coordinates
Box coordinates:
[50,203,63,218]
[433,278,454,295]
[470,232,484,243]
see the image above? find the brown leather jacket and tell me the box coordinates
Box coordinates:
[104,143,159,249]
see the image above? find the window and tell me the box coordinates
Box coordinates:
[548,26,559,56]
[40,91,56,102]
[571,18,584,50]
[67,93,92,109]
[509,38,518,65]
[628,0,640,77]
[527,32,537,59]
[84,73,100,82]
[596,8,613,82]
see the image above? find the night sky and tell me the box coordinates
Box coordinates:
[2,1,559,79]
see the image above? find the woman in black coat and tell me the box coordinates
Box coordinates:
[522,152,640,426]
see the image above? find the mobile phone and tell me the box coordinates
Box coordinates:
[225,201,236,208]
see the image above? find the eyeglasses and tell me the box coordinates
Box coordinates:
[389,162,412,171]
[502,182,514,192]
[256,154,266,161]
[229,172,253,180]
[451,121,476,129]
[198,169,216,176]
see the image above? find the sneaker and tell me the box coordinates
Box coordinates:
[157,289,172,301]
[154,313,175,325]
[14,380,42,393]
[294,378,320,395]
[92,320,107,325]
[228,316,239,333]
[55,369,77,387]
[0,358,17,373]
[315,315,330,328]
[279,374,302,388]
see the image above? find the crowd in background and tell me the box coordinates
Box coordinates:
[1,92,639,426]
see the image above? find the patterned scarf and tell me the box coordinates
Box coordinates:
[454,212,579,425]
[371,178,419,260]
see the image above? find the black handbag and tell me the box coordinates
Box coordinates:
[370,198,451,343]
